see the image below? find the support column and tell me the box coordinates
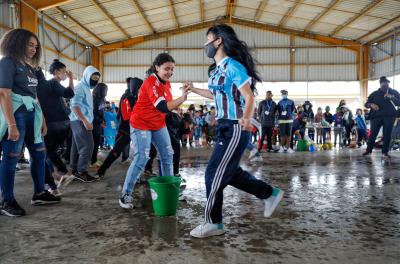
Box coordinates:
[20,3,38,34]
[290,34,295,82]
[91,47,101,70]
[360,45,369,104]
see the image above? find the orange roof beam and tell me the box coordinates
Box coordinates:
[200,0,204,23]
[91,0,130,39]
[279,0,303,28]
[304,0,340,33]
[254,0,269,22]
[331,0,384,36]
[232,18,360,52]
[20,1,38,34]
[226,0,236,24]
[130,0,156,34]
[357,14,400,42]
[55,6,106,44]
[99,18,361,54]
[169,0,180,28]
[24,0,74,11]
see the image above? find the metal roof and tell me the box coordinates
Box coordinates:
[42,0,400,47]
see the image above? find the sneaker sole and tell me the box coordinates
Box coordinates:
[264,190,284,218]
[57,176,76,189]
[119,199,134,209]
[0,209,24,217]
[74,177,95,183]
[31,200,61,206]
[190,229,226,238]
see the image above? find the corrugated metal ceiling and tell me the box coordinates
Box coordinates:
[42,0,400,47]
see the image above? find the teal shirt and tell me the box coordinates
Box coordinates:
[0,92,43,143]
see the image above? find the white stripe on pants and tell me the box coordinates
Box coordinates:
[204,124,241,223]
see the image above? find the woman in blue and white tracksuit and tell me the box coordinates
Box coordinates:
[187,24,284,238]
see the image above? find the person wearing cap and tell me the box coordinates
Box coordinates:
[363,76,400,159]
[277,90,296,153]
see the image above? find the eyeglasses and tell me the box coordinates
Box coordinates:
[27,43,39,49]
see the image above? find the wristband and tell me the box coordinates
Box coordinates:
[8,124,16,127]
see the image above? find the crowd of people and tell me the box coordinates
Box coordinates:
[0,24,399,239]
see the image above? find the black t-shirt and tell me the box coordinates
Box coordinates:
[36,69,75,123]
[0,57,38,98]
[365,88,400,119]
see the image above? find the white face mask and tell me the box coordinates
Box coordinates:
[282,95,288,99]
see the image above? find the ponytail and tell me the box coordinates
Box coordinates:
[147,53,175,76]
[49,59,66,74]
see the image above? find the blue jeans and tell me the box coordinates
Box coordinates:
[0,108,46,203]
[122,126,174,196]
[194,127,202,140]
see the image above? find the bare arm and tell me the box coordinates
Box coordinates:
[185,82,213,99]
[67,70,74,89]
[0,88,19,140]
[167,96,186,111]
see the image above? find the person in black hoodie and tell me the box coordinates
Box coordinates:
[257,90,277,152]
[118,77,133,162]
[97,77,143,177]
[322,106,333,144]
[302,100,314,140]
[36,59,75,194]
[363,76,400,159]
[91,82,108,166]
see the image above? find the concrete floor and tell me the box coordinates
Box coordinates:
[1,147,400,264]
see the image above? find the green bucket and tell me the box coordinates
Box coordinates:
[297,139,308,152]
[148,176,181,216]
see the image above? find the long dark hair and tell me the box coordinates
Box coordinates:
[147,53,175,75]
[206,24,261,94]
[0,28,42,68]
[49,59,66,74]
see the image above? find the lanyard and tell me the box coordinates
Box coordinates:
[266,100,272,111]
[281,99,288,110]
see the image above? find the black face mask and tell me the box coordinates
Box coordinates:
[90,79,98,88]
[204,39,220,59]
[380,83,389,92]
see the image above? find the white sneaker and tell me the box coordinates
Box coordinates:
[248,148,259,160]
[190,223,225,238]
[120,158,132,165]
[57,174,75,189]
[49,189,62,197]
[253,155,263,162]
[119,194,134,209]
[264,187,284,218]
[278,147,285,153]
[287,148,295,154]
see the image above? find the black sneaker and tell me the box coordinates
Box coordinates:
[119,194,134,209]
[74,171,96,182]
[31,191,61,205]
[18,157,29,164]
[1,199,26,217]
